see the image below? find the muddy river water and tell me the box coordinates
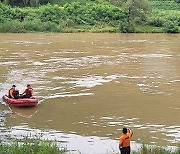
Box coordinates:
[0,33,180,153]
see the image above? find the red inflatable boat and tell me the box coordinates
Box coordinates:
[2,95,38,107]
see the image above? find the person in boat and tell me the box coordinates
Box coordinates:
[21,84,34,98]
[119,127,133,154]
[9,85,19,99]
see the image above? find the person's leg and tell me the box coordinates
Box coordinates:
[18,94,24,98]
[14,90,19,99]
[21,94,31,98]
[120,147,126,154]
[126,146,131,154]
[25,94,31,98]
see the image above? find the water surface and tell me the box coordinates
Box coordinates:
[0,33,180,153]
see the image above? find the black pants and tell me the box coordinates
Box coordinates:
[120,146,131,154]
[21,94,31,98]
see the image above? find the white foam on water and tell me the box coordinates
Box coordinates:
[45,92,94,99]
[66,75,119,88]
[131,54,172,58]
[52,77,68,80]
[100,117,114,120]
[124,40,147,43]
[3,40,52,45]
[0,61,20,66]
[32,62,47,66]
[98,116,180,145]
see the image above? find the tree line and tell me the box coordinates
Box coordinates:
[1,0,179,7]
[0,0,179,33]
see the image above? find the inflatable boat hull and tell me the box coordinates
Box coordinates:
[2,95,38,107]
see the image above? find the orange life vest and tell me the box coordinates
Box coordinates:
[9,88,15,97]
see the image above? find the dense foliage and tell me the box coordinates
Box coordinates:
[0,0,180,33]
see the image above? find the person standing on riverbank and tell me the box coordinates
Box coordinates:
[119,127,133,154]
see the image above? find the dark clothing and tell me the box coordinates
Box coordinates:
[21,94,31,98]
[120,146,131,154]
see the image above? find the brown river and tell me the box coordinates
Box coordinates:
[0,33,180,153]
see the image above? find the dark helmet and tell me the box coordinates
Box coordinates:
[27,84,31,87]
[12,85,16,87]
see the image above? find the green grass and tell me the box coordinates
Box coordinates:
[151,0,180,11]
[0,138,180,154]
[134,25,164,33]
[132,144,180,154]
[0,138,67,154]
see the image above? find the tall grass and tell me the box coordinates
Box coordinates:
[0,19,63,33]
[0,137,180,154]
[0,138,67,154]
[132,144,180,154]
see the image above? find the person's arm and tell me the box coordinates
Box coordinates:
[119,144,122,150]
[128,128,133,136]
[31,89,34,96]
[22,90,26,95]
[119,137,123,150]
[10,89,14,98]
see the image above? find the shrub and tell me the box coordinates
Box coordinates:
[23,19,62,32]
[23,19,44,32]
[174,0,180,3]
[43,21,62,32]
[148,16,165,27]
[151,0,180,11]
[0,3,26,21]
[119,21,134,33]
[64,2,126,25]
[150,10,180,27]
[39,4,64,23]
[0,19,25,33]
[164,21,179,33]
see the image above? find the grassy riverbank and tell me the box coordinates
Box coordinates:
[0,136,180,154]
[0,139,67,154]
[132,144,180,154]
[0,0,180,33]
[0,140,180,154]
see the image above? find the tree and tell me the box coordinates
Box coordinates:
[1,0,41,6]
[174,0,180,3]
[108,0,151,24]
[125,0,151,24]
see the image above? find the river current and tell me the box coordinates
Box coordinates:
[0,33,180,153]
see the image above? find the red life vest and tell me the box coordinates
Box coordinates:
[25,88,33,96]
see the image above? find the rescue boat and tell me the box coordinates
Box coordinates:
[2,95,38,107]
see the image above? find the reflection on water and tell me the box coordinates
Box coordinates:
[0,109,11,127]
[9,106,38,118]
[0,33,180,152]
